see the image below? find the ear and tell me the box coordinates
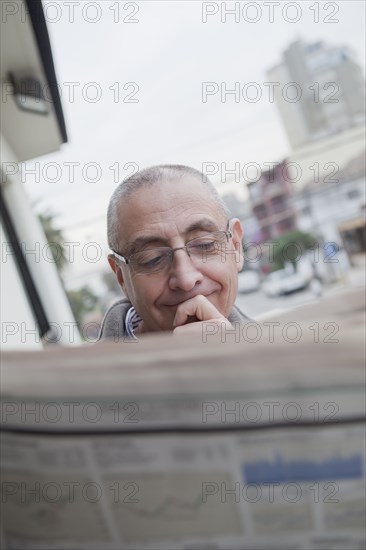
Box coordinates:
[230,218,244,272]
[108,254,126,292]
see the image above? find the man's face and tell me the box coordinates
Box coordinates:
[109,178,244,332]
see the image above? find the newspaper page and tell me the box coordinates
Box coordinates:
[1,288,365,549]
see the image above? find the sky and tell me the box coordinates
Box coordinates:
[22,0,366,290]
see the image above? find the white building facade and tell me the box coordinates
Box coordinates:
[268,39,365,149]
[1,0,80,349]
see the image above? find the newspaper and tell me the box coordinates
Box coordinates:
[1,287,365,550]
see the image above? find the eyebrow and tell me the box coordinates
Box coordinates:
[125,218,222,254]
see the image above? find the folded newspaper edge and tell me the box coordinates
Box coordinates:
[1,287,365,549]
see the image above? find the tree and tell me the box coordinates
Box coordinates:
[37,208,99,325]
[268,230,317,272]
[38,209,68,272]
[66,286,99,326]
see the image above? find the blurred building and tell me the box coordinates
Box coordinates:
[221,193,262,247]
[285,126,365,192]
[247,161,297,243]
[292,151,366,267]
[268,39,365,149]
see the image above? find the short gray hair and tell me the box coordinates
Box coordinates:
[107,164,230,252]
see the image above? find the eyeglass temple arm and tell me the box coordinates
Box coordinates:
[227,219,233,238]
[112,251,128,264]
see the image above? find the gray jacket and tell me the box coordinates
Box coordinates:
[98,298,251,341]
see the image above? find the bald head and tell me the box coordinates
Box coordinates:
[107,164,229,252]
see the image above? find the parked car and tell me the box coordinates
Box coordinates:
[237,270,261,294]
[262,268,310,297]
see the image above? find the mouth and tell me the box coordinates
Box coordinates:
[162,291,215,308]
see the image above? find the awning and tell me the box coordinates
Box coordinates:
[338,218,366,232]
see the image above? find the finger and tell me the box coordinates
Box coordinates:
[173,295,224,328]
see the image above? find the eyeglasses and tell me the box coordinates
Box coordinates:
[112,222,233,275]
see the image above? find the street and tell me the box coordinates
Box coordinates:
[235,281,352,320]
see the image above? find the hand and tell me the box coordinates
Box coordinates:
[172,295,232,336]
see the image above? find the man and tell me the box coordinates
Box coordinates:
[99,164,250,341]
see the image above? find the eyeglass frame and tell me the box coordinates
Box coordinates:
[111,220,233,272]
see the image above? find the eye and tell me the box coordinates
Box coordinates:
[142,255,164,267]
[189,238,218,254]
[196,241,216,251]
[136,249,168,269]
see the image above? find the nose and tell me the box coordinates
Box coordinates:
[168,248,204,291]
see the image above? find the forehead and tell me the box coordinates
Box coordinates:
[118,178,225,243]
